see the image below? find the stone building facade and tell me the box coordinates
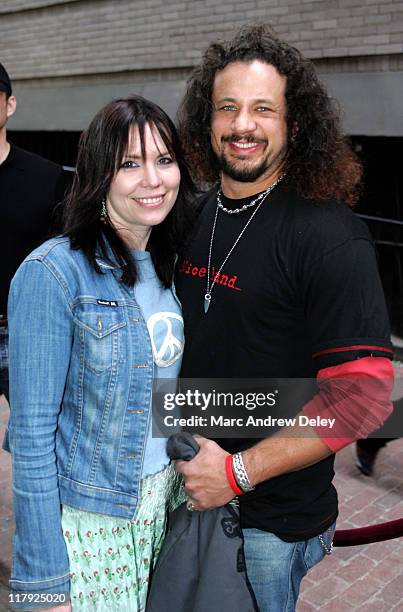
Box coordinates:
[0,0,402,135]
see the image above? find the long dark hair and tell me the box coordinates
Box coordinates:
[178,24,362,207]
[62,95,196,287]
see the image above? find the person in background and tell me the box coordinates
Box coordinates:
[7,95,194,611]
[355,437,393,475]
[355,343,403,475]
[0,62,68,403]
[174,24,394,612]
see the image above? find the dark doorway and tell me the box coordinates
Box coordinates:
[353,137,403,336]
[6,131,403,335]
[8,130,80,168]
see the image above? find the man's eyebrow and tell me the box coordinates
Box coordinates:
[213,97,237,104]
[214,97,277,105]
[253,98,277,105]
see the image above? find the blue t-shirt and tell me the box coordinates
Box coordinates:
[132,251,183,478]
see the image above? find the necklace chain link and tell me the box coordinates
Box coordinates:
[204,175,284,313]
[217,183,274,215]
[318,533,333,555]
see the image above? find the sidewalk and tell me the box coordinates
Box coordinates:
[1,395,403,611]
[0,396,12,612]
[298,440,403,611]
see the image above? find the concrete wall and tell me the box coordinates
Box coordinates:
[1,0,402,134]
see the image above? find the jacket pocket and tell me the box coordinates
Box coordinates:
[73,302,127,374]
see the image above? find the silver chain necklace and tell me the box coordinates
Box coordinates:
[204,175,284,313]
[217,182,274,215]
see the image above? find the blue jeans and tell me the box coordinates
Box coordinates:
[243,522,336,612]
[0,326,9,401]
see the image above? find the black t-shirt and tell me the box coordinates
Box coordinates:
[0,145,69,314]
[176,182,392,540]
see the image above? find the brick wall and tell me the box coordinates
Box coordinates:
[0,0,402,80]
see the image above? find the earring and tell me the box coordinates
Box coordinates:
[101,199,107,220]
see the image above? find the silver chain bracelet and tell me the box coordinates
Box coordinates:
[232,452,255,493]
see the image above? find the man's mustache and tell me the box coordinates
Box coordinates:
[221,135,268,145]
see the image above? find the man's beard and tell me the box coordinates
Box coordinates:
[213,134,288,183]
[216,151,270,183]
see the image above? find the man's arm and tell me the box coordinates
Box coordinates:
[176,423,330,510]
[177,355,393,510]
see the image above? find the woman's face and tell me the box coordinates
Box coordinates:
[106,122,180,249]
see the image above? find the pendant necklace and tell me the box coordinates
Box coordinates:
[204,174,284,313]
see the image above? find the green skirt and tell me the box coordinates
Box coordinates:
[62,464,185,611]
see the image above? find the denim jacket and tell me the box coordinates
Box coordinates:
[7,237,175,603]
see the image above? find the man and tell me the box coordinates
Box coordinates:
[174,25,394,611]
[0,62,67,402]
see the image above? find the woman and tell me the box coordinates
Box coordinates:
[7,95,195,611]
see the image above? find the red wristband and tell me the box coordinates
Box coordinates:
[225,453,244,496]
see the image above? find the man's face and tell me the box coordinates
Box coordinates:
[0,92,16,132]
[211,60,288,185]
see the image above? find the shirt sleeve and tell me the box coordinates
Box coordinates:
[8,258,73,603]
[300,235,393,450]
[303,356,394,451]
[302,237,393,369]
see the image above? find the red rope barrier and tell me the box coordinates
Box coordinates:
[334,518,403,547]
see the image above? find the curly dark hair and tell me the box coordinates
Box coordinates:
[178,24,362,206]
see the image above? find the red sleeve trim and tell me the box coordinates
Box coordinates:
[312,345,393,359]
[303,357,394,452]
[317,356,394,381]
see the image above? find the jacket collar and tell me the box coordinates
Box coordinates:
[95,237,123,271]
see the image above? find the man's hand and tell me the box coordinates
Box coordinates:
[175,436,235,510]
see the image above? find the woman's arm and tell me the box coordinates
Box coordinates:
[8,258,74,609]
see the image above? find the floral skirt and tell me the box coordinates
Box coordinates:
[62,464,185,611]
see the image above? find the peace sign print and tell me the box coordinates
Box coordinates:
[147,311,184,368]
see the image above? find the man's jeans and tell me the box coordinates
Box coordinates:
[243,522,336,612]
[0,326,9,401]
